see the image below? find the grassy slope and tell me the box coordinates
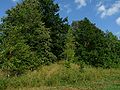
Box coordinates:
[0,62,120,90]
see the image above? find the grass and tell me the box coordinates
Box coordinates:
[0,61,120,90]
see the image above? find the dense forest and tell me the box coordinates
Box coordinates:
[0,0,120,77]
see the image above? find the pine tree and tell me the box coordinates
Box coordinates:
[0,25,39,76]
[0,0,56,75]
[37,0,69,59]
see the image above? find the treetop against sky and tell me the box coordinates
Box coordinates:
[0,0,120,37]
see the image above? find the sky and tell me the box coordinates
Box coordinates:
[0,0,120,37]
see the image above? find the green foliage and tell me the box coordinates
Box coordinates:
[64,28,76,63]
[63,28,76,68]
[102,31,120,68]
[0,25,39,75]
[0,0,119,77]
[0,78,7,90]
[0,63,120,90]
[64,61,71,68]
[72,18,120,68]
[0,24,3,52]
[38,0,69,59]
[0,0,56,75]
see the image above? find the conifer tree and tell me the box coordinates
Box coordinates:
[0,0,56,75]
[37,0,69,59]
[0,25,40,75]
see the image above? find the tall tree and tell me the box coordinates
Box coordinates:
[37,0,69,59]
[103,31,120,68]
[0,0,56,75]
[72,18,105,65]
[0,26,39,76]
[72,18,120,68]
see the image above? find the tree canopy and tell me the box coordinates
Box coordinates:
[0,0,120,76]
[72,18,120,68]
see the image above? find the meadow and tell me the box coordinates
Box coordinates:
[0,61,120,90]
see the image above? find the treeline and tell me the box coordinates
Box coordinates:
[72,19,120,68]
[0,0,120,76]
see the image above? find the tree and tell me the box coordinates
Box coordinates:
[37,0,69,59]
[0,0,56,75]
[72,18,104,64]
[72,18,120,68]
[64,28,76,63]
[0,25,39,76]
[102,31,120,68]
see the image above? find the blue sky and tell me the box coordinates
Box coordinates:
[0,0,120,37]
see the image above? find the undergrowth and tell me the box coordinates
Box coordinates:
[0,62,120,90]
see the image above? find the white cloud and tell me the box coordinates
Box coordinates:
[98,5,106,12]
[97,0,120,18]
[75,0,87,9]
[64,4,72,14]
[116,17,120,26]
[97,5,106,18]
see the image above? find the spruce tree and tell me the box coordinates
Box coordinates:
[0,25,39,76]
[37,0,69,59]
[0,0,56,75]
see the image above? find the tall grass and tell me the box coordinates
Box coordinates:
[0,62,120,90]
